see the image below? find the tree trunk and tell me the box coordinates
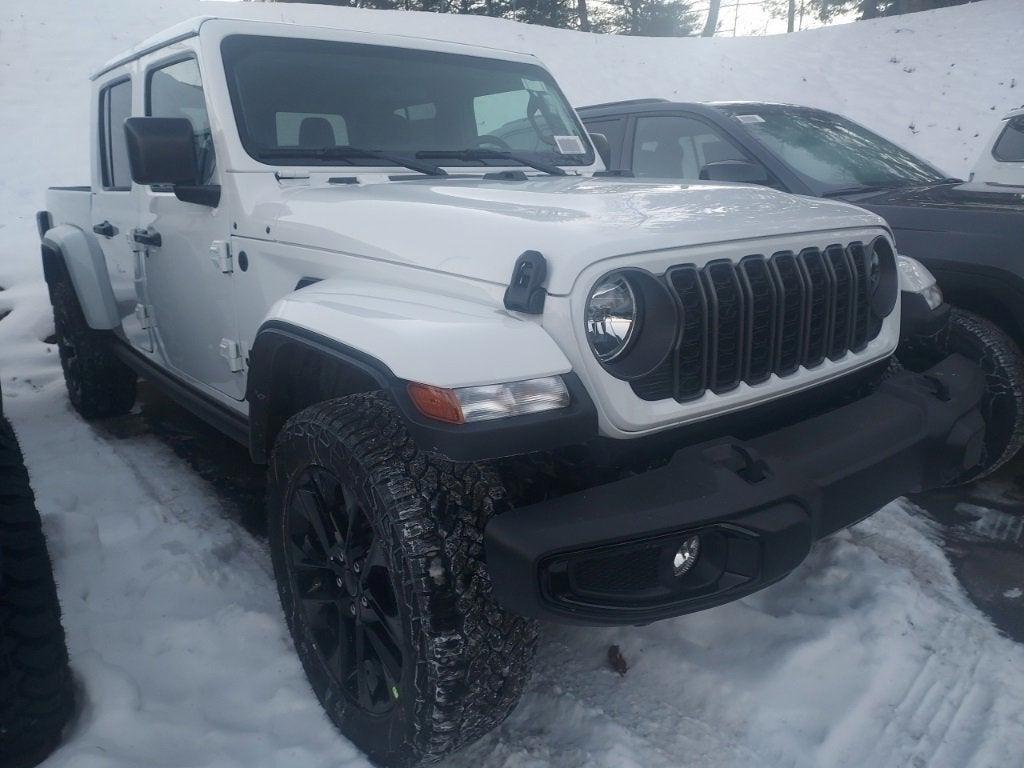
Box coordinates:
[787,0,796,32]
[701,0,721,36]
[577,0,590,31]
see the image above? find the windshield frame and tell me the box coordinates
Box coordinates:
[219,33,596,172]
[716,104,948,196]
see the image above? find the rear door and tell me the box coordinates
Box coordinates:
[92,71,153,352]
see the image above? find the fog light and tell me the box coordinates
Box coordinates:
[672,536,700,577]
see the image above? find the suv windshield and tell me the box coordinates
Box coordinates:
[718,105,945,194]
[221,35,593,169]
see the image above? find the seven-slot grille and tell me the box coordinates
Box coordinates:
[631,242,882,403]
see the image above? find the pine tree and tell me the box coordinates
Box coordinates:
[603,0,699,36]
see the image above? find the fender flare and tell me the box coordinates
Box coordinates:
[41,225,120,330]
[246,320,597,464]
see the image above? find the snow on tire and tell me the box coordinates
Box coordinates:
[266,393,537,767]
[946,307,1024,484]
[0,418,73,768]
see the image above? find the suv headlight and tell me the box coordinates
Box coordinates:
[585,274,638,362]
[898,254,943,310]
[584,269,679,380]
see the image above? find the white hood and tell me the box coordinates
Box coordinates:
[252,175,888,295]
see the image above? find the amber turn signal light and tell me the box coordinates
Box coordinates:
[406,383,464,425]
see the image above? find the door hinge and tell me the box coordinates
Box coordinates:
[135,304,153,330]
[219,338,245,373]
[209,240,233,274]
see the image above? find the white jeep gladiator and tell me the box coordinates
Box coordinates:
[39,16,987,767]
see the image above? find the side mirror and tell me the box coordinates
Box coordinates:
[589,132,612,169]
[699,160,770,185]
[124,117,220,207]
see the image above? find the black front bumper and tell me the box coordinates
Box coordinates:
[485,354,986,626]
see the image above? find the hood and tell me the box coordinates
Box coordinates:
[842,181,1024,213]
[843,182,1024,243]
[253,175,885,295]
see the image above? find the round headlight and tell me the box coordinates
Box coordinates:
[586,274,638,362]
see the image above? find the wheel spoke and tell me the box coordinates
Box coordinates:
[294,487,334,554]
[363,620,402,685]
[355,624,372,708]
[300,578,338,607]
[310,471,346,545]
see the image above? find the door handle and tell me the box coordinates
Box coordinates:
[132,228,162,248]
[93,221,117,238]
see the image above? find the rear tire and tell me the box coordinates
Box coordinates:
[947,308,1024,484]
[266,393,536,767]
[49,269,136,420]
[0,418,73,768]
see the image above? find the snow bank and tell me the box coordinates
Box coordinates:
[2,1,1024,766]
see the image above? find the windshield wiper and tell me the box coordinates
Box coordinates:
[255,146,447,177]
[821,184,895,198]
[822,177,964,198]
[415,149,567,176]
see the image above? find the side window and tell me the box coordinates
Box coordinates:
[993,116,1024,162]
[583,118,626,168]
[99,79,133,190]
[147,58,215,184]
[632,115,750,180]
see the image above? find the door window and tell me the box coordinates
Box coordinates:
[993,116,1024,162]
[147,58,216,184]
[632,115,750,180]
[99,79,133,190]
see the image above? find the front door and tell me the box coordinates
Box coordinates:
[137,55,244,400]
[93,73,153,352]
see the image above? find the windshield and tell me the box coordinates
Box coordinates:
[718,106,945,193]
[221,35,593,169]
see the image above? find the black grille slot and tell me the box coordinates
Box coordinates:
[771,251,807,376]
[824,245,854,360]
[629,241,886,403]
[848,241,871,351]
[667,266,708,401]
[739,256,777,384]
[703,260,745,393]
[799,248,831,368]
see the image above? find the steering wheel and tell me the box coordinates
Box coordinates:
[473,134,513,151]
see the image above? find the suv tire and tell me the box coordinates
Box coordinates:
[948,308,1024,484]
[49,269,136,420]
[0,418,73,768]
[266,393,537,767]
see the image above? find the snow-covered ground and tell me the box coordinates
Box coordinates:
[1,1,1024,766]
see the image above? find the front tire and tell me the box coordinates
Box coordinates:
[266,394,536,767]
[946,308,1024,484]
[0,418,73,768]
[49,269,136,420]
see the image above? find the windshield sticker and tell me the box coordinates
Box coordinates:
[735,114,766,124]
[554,135,586,155]
[521,77,549,93]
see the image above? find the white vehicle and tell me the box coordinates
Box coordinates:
[971,108,1024,188]
[39,16,987,767]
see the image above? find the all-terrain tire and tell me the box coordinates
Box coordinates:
[267,393,537,767]
[0,418,73,768]
[947,308,1024,484]
[49,269,136,419]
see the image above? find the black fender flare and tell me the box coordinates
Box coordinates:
[246,321,598,464]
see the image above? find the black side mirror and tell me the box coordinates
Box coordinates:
[589,132,612,169]
[124,117,220,207]
[699,160,770,185]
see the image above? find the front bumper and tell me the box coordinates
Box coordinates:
[485,354,985,626]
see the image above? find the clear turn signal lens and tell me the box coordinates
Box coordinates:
[455,376,570,423]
